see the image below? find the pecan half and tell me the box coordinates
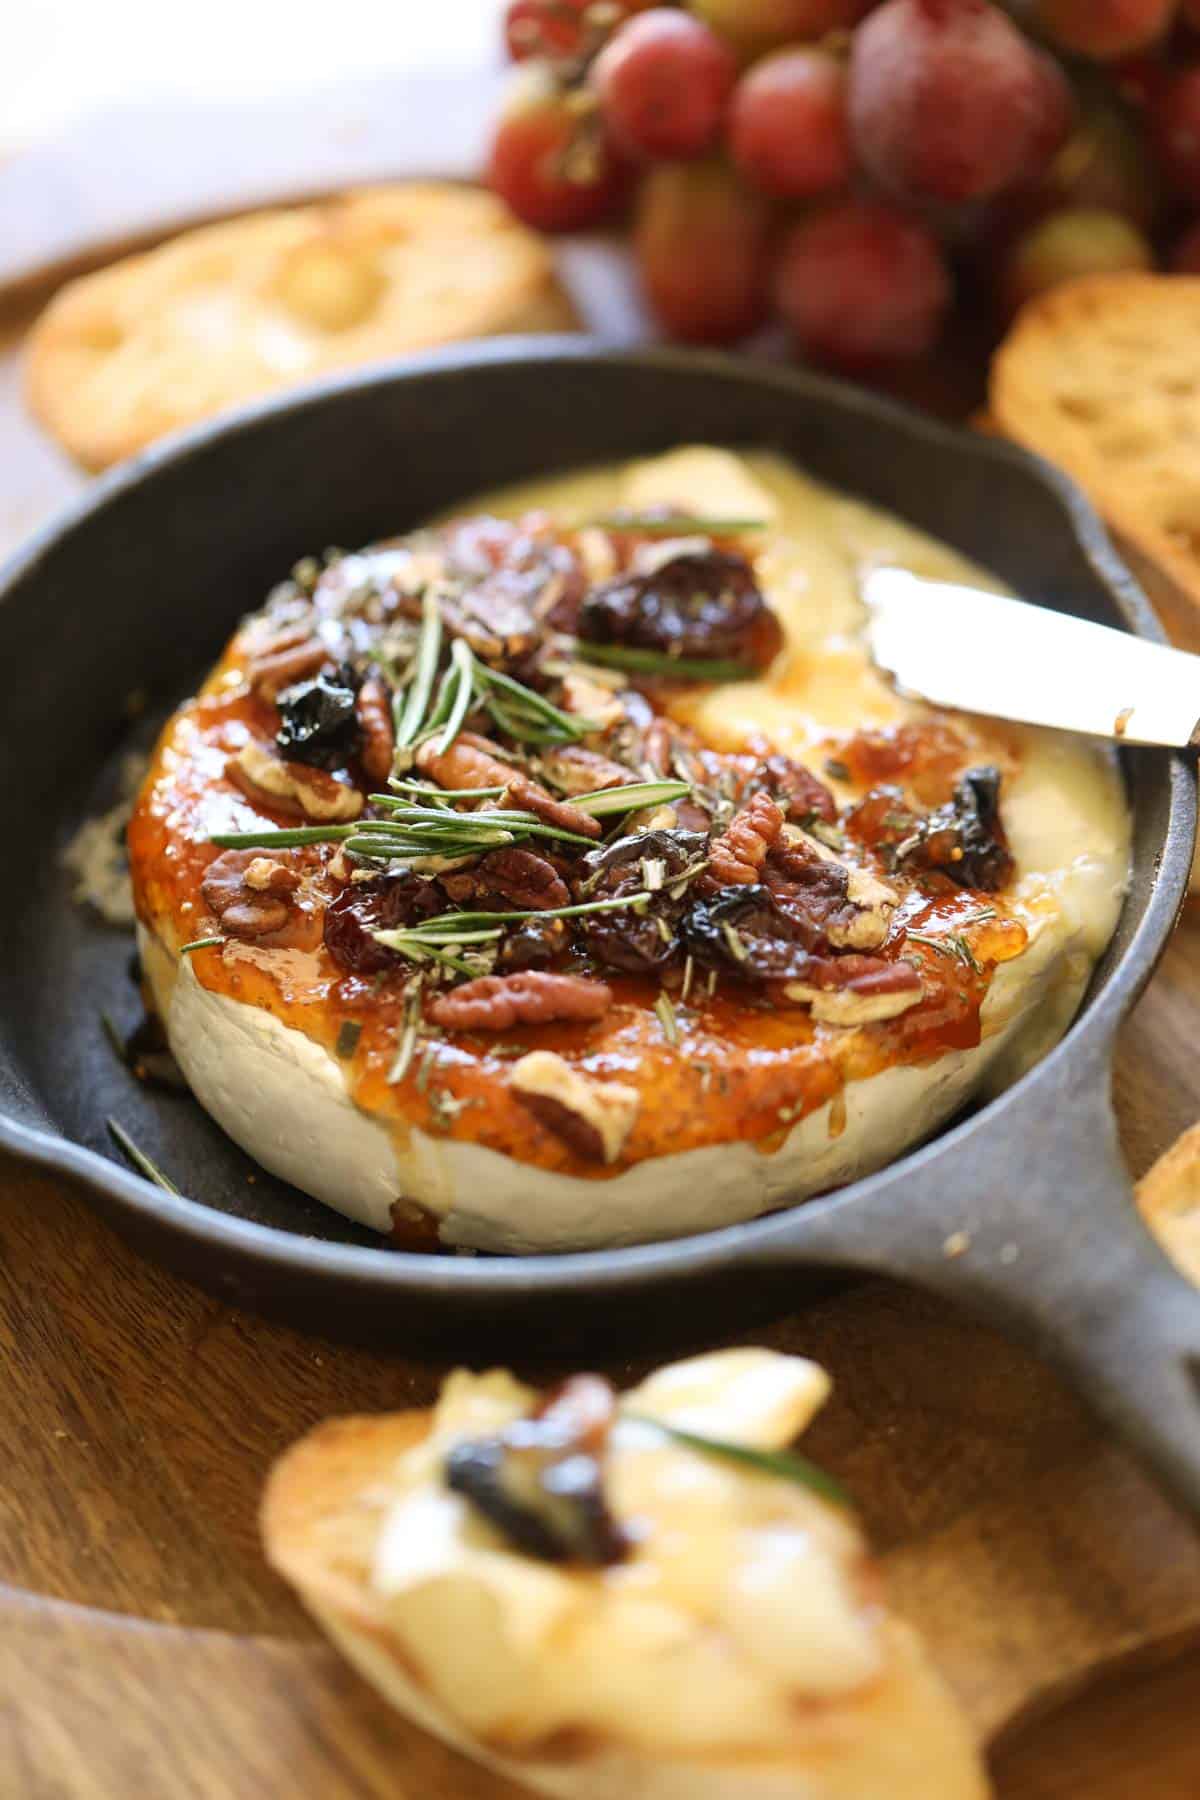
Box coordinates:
[509,1050,639,1164]
[200,848,313,944]
[784,956,923,1025]
[416,733,601,840]
[441,847,569,912]
[356,672,396,784]
[538,745,638,797]
[705,791,785,889]
[244,626,330,699]
[428,971,612,1031]
[228,742,363,822]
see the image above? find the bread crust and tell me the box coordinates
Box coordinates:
[1137,1120,1200,1288]
[25,183,576,470]
[261,1406,990,1799]
[990,274,1200,612]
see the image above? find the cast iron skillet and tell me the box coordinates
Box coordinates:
[3,340,1200,1516]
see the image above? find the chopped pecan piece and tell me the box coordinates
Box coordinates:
[766,836,897,953]
[704,791,785,888]
[538,745,638,797]
[355,673,396,784]
[244,626,330,699]
[415,733,601,839]
[784,957,924,1025]
[559,669,625,730]
[228,742,363,822]
[200,848,317,946]
[440,846,569,912]
[509,1050,639,1164]
[428,972,612,1031]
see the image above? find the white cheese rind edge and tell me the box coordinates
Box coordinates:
[142,918,1076,1254]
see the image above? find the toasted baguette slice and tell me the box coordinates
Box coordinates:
[25,183,577,470]
[263,1367,989,1800]
[990,275,1200,612]
[1138,1120,1200,1288]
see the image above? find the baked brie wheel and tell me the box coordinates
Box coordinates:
[262,1348,989,1799]
[128,448,1129,1252]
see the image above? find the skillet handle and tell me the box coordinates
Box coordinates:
[764,1049,1200,1523]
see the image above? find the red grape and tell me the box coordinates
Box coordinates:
[774,199,951,368]
[635,159,771,343]
[1002,207,1152,312]
[1154,68,1200,204]
[1033,0,1175,59]
[729,48,852,200]
[592,10,737,160]
[505,0,593,61]
[1173,219,1200,272]
[687,0,871,57]
[488,70,631,232]
[504,0,658,62]
[849,0,1073,207]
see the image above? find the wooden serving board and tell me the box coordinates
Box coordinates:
[5,248,1200,1795]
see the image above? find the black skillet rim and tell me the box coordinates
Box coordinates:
[0,336,1192,1300]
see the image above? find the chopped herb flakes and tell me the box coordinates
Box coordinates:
[335,1020,363,1059]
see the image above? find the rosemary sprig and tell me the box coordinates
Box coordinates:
[624,1415,850,1509]
[372,890,652,964]
[574,641,755,682]
[582,513,768,537]
[387,780,508,801]
[572,779,691,817]
[106,1117,181,1196]
[394,589,443,750]
[211,825,357,849]
[474,662,599,746]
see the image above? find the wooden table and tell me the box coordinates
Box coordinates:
[3,294,1200,1797]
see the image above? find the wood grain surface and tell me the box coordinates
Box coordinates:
[4,286,1200,1796]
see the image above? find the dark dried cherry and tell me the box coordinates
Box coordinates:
[895,766,1014,892]
[579,549,781,668]
[275,667,360,769]
[322,874,441,974]
[575,829,706,973]
[681,884,816,983]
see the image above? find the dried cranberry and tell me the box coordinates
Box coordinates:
[579,549,781,668]
[323,874,441,973]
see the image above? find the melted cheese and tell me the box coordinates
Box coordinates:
[150,447,1131,1251]
[357,1350,986,1795]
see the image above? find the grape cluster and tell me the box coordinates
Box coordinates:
[488,0,1200,374]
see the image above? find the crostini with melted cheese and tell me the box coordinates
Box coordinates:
[262,1349,990,1799]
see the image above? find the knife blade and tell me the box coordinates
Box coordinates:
[861,568,1200,748]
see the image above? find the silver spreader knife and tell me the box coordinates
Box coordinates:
[862,568,1200,748]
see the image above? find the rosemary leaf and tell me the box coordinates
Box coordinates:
[576,642,754,682]
[624,1415,850,1509]
[394,589,443,750]
[179,936,224,955]
[572,779,691,817]
[100,1012,128,1066]
[106,1117,181,1196]
[582,513,768,537]
[211,825,355,849]
[335,1020,362,1059]
[434,638,478,755]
